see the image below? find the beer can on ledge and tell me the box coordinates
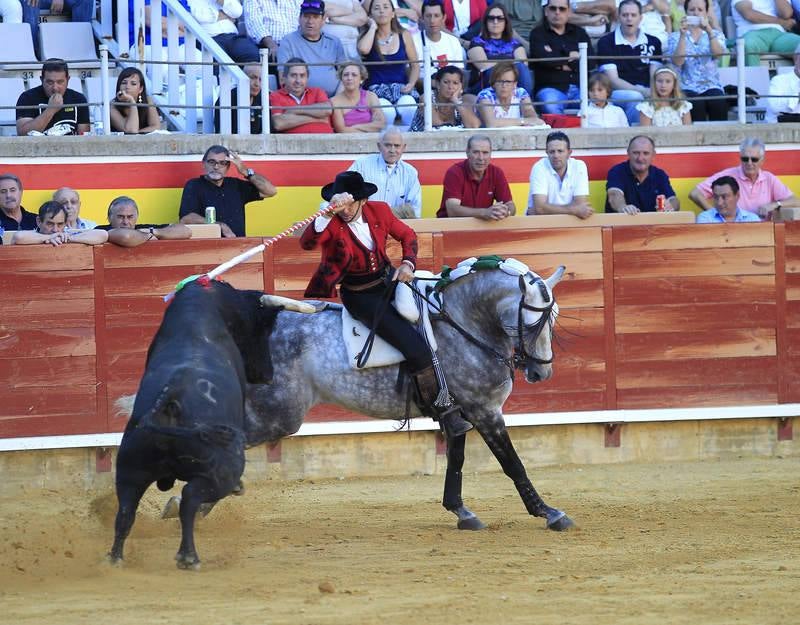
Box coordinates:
[205,206,216,224]
[656,195,666,212]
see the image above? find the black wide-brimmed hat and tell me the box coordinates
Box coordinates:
[321,171,378,202]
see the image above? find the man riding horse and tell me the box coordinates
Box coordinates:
[300,171,473,439]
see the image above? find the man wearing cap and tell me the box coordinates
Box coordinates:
[767,42,800,123]
[300,171,473,438]
[277,0,347,97]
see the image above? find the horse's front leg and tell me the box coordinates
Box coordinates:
[441,431,486,530]
[476,417,574,531]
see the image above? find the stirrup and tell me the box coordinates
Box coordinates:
[438,405,473,438]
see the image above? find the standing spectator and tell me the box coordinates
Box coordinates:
[569,0,617,38]
[413,0,466,80]
[442,0,487,37]
[179,145,278,237]
[100,196,192,247]
[22,0,94,57]
[0,173,37,231]
[696,176,762,222]
[597,0,663,125]
[278,0,347,97]
[12,202,108,246]
[476,61,545,127]
[359,0,421,130]
[666,0,729,122]
[606,135,679,213]
[331,61,387,133]
[269,58,335,133]
[0,0,22,22]
[348,128,422,218]
[767,42,800,122]
[586,72,630,127]
[437,134,516,220]
[529,0,593,115]
[215,63,265,134]
[53,187,97,230]
[323,0,369,58]
[111,68,161,134]
[527,131,593,218]
[244,0,300,61]
[188,0,262,64]
[732,0,800,66]
[408,65,481,130]
[637,66,693,125]
[688,138,799,219]
[468,3,533,96]
[16,59,90,136]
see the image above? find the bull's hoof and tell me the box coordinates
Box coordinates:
[161,496,181,519]
[106,553,124,567]
[457,516,487,531]
[545,509,574,532]
[175,554,201,571]
[232,480,245,496]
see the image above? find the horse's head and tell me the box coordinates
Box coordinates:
[499,265,565,383]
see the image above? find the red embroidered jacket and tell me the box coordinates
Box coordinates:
[300,201,418,298]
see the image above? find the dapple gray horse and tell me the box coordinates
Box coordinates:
[245,263,573,531]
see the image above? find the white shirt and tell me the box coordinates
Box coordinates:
[348,153,423,218]
[314,212,375,250]
[189,0,241,37]
[452,0,472,35]
[528,156,590,209]
[767,69,800,122]
[733,0,785,37]
[412,30,465,78]
[585,101,629,128]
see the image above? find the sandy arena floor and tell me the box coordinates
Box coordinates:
[1,456,798,625]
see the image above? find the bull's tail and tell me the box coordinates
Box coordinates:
[114,394,136,418]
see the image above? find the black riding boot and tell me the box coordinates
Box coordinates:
[411,366,473,438]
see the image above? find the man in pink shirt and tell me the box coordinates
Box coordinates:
[689,137,798,220]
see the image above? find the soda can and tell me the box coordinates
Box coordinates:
[205,206,216,224]
[656,194,666,212]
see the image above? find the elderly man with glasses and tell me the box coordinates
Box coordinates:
[688,137,798,220]
[179,145,278,237]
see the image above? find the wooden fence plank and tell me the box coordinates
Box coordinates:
[104,264,263,296]
[442,228,603,255]
[0,271,95,300]
[102,239,265,269]
[105,296,168,327]
[616,328,776,361]
[615,275,775,305]
[616,356,777,389]
[613,223,774,252]
[615,302,776,333]
[0,355,96,387]
[0,245,94,271]
[0,413,104,438]
[614,247,776,278]
[0,299,94,329]
[3,386,97,417]
[617,384,777,409]
[0,327,96,359]
[503,390,606,414]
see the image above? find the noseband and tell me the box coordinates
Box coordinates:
[512,273,555,369]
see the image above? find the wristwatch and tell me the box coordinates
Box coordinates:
[245,168,255,179]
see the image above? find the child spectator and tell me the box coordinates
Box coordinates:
[331,62,387,133]
[476,61,545,127]
[110,68,161,134]
[585,72,629,127]
[637,66,692,126]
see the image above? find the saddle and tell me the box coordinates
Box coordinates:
[341,272,439,370]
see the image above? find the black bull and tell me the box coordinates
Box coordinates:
[107,280,280,570]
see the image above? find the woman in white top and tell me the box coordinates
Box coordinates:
[476,61,545,127]
[636,66,693,126]
[188,0,260,63]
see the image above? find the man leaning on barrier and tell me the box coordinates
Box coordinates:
[696,176,762,223]
[606,135,679,214]
[12,201,108,247]
[98,196,192,247]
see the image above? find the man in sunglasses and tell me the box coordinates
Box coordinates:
[179,145,278,237]
[689,137,798,220]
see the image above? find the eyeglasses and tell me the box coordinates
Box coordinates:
[547,5,569,11]
[486,14,506,21]
[206,159,230,167]
[495,79,516,85]
[740,156,761,163]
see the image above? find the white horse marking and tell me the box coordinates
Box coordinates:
[197,378,218,405]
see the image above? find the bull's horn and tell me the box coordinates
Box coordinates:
[544,265,566,290]
[260,294,318,314]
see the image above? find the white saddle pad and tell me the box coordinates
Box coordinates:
[341,273,439,370]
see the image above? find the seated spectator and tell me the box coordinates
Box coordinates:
[244,0,300,63]
[179,145,278,237]
[669,0,722,31]
[215,63,264,134]
[442,0,487,38]
[606,135,679,213]
[53,187,97,230]
[22,0,94,57]
[637,66,693,125]
[277,0,347,97]
[767,42,800,122]
[127,0,188,61]
[408,65,481,131]
[597,0,663,125]
[732,0,800,66]
[413,0,466,80]
[0,173,37,231]
[527,131,593,218]
[100,196,191,247]
[476,61,546,127]
[331,61,387,133]
[16,59,90,136]
[365,0,424,34]
[270,58,335,134]
[110,68,161,134]
[358,0,421,130]
[639,0,671,45]
[696,176,762,222]
[468,3,533,96]
[688,138,798,219]
[0,0,22,23]
[188,0,261,64]
[437,134,516,219]
[529,0,593,115]
[348,128,422,218]
[586,72,630,127]
[13,201,108,246]
[322,0,369,58]
[666,0,729,122]
[569,0,617,38]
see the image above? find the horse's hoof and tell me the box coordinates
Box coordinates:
[546,510,574,532]
[161,496,181,519]
[106,553,123,567]
[175,555,201,571]
[457,516,487,531]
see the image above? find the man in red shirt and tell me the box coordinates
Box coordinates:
[437,134,516,219]
[269,57,334,134]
